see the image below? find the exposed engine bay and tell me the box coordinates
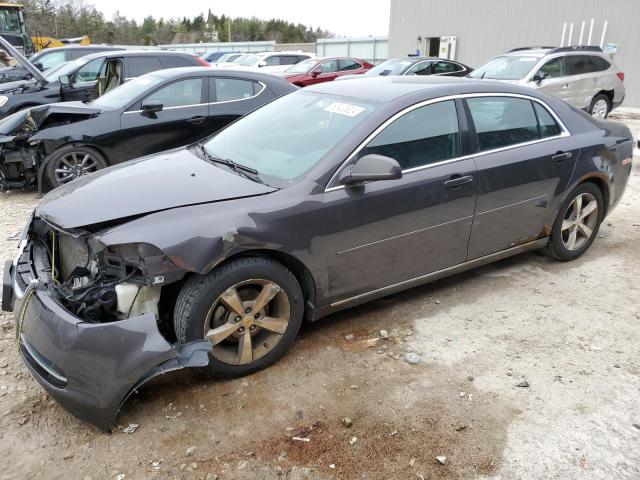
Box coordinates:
[29,217,185,324]
[0,105,99,189]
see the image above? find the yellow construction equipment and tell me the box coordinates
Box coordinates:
[32,35,91,52]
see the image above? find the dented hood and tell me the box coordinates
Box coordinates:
[0,101,101,136]
[36,146,277,229]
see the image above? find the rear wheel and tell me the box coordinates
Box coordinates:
[589,93,611,119]
[174,257,304,378]
[542,183,604,261]
[44,145,107,190]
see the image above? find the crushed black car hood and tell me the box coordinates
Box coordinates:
[0,101,101,136]
[36,147,277,229]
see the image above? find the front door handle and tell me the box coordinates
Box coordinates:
[444,175,474,188]
[552,151,573,163]
[187,116,206,125]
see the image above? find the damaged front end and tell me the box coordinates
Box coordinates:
[3,215,211,430]
[0,104,100,190]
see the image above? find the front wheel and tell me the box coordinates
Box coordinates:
[44,145,107,190]
[174,257,304,378]
[542,183,604,261]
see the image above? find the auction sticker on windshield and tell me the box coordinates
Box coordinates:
[324,102,366,117]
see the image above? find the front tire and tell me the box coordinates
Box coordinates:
[44,145,107,190]
[174,256,304,378]
[589,94,611,119]
[542,183,604,261]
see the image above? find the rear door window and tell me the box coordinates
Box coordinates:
[126,56,163,78]
[338,59,362,71]
[404,61,432,76]
[359,100,460,170]
[533,102,562,138]
[432,61,463,74]
[467,97,540,151]
[213,78,258,102]
[566,55,592,76]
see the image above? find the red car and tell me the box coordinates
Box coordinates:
[282,56,373,87]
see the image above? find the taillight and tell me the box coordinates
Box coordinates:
[617,72,625,82]
[196,57,210,66]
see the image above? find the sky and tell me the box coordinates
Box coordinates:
[93,0,391,37]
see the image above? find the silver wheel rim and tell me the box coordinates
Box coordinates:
[204,279,290,365]
[54,151,101,185]
[591,99,608,119]
[561,193,598,251]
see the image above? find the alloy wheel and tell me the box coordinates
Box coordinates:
[591,99,609,119]
[204,279,291,365]
[561,193,598,251]
[54,151,101,185]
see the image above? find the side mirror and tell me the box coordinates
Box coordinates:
[258,60,267,67]
[311,69,320,77]
[33,62,43,71]
[58,74,70,86]
[141,100,163,117]
[532,71,548,83]
[340,154,402,185]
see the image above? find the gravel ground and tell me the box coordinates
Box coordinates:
[0,114,639,480]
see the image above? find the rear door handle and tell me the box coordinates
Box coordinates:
[444,175,474,188]
[187,116,206,125]
[552,151,573,163]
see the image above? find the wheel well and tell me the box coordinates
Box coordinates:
[219,250,317,321]
[581,177,609,215]
[596,90,614,103]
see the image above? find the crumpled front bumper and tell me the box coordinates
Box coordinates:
[4,243,211,431]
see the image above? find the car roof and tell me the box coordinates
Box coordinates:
[304,75,542,103]
[79,50,195,61]
[149,66,291,83]
[35,45,123,53]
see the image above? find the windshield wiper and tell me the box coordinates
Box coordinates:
[197,144,263,183]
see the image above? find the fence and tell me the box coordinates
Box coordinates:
[316,36,388,64]
[156,41,275,55]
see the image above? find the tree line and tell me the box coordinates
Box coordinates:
[18,0,333,45]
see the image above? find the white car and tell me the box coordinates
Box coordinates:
[222,51,314,73]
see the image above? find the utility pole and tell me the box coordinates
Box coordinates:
[227,17,231,42]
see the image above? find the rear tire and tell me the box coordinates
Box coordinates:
[589,93,611,119]
[174,256,304,378]
[542,183,604,261]
[44,145,107,190]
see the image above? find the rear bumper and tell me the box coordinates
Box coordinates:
[8,243,211,431]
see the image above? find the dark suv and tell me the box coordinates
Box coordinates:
[0,37,208,118]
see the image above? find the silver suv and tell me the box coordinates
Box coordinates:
[470,46,625,118]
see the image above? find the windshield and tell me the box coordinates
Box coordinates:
[0,9,22,34]
[366,59,413,76]
[90,74,164,110]
[43,57,85,81]
[286,58,316,74]
[202,91,377,188]
[469,55,540,80]
[237,54,261,66]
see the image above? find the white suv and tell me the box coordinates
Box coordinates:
[470,46,625,118]
[222,51,314,73]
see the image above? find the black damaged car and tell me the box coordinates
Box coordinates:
[0,68,296,190]
[2,76,633,430]
[0,36,207,121]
